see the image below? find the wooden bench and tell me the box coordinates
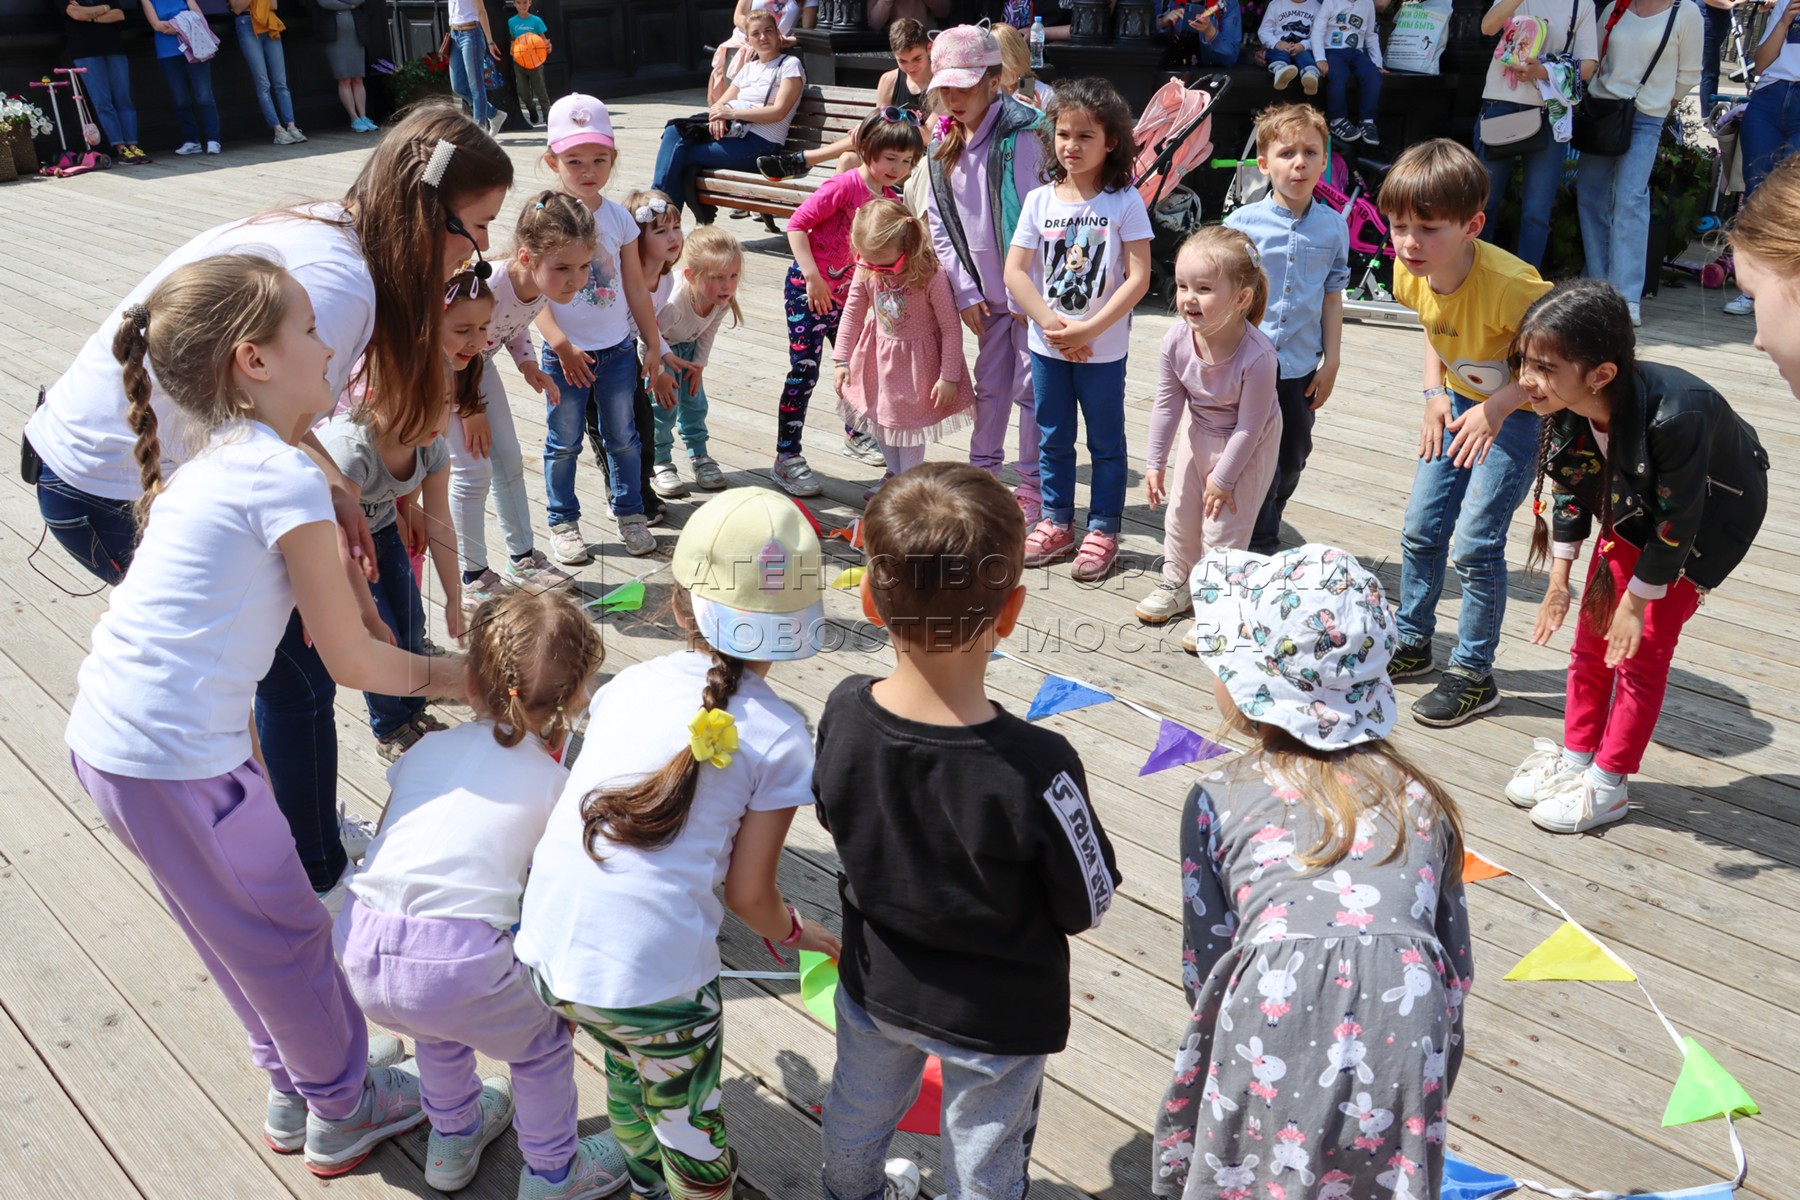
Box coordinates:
[692,83,878,228]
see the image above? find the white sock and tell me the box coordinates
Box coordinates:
[1561,748,1595,770]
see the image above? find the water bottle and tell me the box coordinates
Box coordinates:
[1030,15,1047,66]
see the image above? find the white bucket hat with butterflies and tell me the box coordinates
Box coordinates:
[1187,544,1399,750]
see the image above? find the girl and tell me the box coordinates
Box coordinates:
[1728,151,1800,388]
[141,0,220,155]
[1004,76,1152,581]
[625,187,687,522]
[1153,544,1472,1200]
[515,489,842,1200]
[322,272,479,762]
[832,199,974,497]
[1506,281,1768,833]
[336,589,631,1198]
[536,94,669,561]
[1137,228,1281,649]
[773,107,926,498]
[229,0,305,146]
[925,23,1047,522]
[64,255,467,1176]
[453,191,594,611]
[649,224,744,498]
[1722,0,1800,318]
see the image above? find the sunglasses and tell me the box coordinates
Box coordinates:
[871,106,923,127]
[857,252,908,275]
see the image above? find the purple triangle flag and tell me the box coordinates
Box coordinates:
[1138,718,1228,775]
[1025,675,1113,721]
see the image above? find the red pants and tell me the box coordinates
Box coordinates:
[1563,537,1701,776]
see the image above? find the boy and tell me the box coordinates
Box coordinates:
[1257,0,1323,91]
[757,16,933,180]
[507,0,552,129]
[1377,139,1551,727]
[814,463,1121,1200]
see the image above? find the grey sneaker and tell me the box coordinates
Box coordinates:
[462,568,506,612]
[426,1078,515,1192]
[274,124,298,145]
[549,522,592,565]
[504,548,575,590]
[264,1037,408,1152]
[690,454,728,491]
[367,1033,406,1068]
[304,1064,427,1177]
[516,1131,631,1199]
[338,803,378,861]
[617,513,657,556]
[772,453,823,497]
[287,123,307,142]
[843,429,885,465]
[488,110,508,136]
[651,462,691,499]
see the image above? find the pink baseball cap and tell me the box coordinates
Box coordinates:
[546,94,615,155]
[928,24,1001,92]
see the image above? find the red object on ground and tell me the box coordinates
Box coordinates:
[897,1056,943,1136]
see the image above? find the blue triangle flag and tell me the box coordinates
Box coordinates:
[1442,1155,1519,1200]
[1138,719,1229,775]
[1025,675,1113,721]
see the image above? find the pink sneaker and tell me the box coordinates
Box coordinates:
[1070,530,1119,581]
[1016,486,1043,525]
[1023,520,1077,567]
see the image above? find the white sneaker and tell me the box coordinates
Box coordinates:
[1301,67,1320,94]
[1504,738,1580,808]
[843,429,886,465]
[1134,580,1193,625]
[274,125,297,145]
[175,141,203,155]
[425,1078,514,1192]
[461,567,506,612]
[1530,771,1630,834]
[617,513,657,556]
[287,124,307,142]
[884,1158,922,1200]
[488,111,508,136]
[772,453,824,497]
[651,462,690,499]
[503,548,574,590]
[1627,302,1642,327]
[1723,293,1754,316]
[690,454,728,491]
[548,522,592,565]
[1271,62,1299,89]
[1178,623,1200,655]
[338,803,378,861]
[205,140,222,155]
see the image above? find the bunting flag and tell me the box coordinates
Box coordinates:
[1462,850,1509,882]
[896,1057,944,1136]
[1663,1037,1759,1127]
[1503,921,1638,982]
[1138,718,1229,776]
[585,580,645,613]
[1025,675,1114,722]
[798,950,840,1029]
[832,566,866,590]
[1442,1154,1521,1200]
[1444,1154,1739,1200]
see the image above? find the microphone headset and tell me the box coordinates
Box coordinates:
[445,213,493,280]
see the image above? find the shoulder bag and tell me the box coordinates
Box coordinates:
[1480,0,1581,158]
[1572,0,1678,157]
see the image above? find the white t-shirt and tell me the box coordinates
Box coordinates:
[545,198,640,353]
[515,651,815,1010]
[65,421,334,780]
[1754,5,1800,86]
[349,720,569,931]
[1010,183,1154,363]
[447,0,479,25]
[28,205,373,502]
[485,263,549,367]
[727,53,807,145]
[1481,0,1597,103]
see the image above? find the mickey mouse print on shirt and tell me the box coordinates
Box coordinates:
[1042,220,1110,320]
[1010,183,1154,364]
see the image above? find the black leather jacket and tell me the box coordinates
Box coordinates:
[1547,362,1769,592]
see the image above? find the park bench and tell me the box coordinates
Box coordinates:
[692,83,878,228]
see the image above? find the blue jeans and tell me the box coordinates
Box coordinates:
[653,338,712,464]
[1030,352,1128,535]
[1266,46,1317,72]
[541,336,642,523]
[1248,372,1316,554]
[361,524,427,740]
[74,54,138,147]
[447,26,494,125]
[1477,102,1568,271]
[653,125,773,221]
[1396,395,1540,677]
[36,463,137,584]
[1575,109,1664,305]
[235,13,294,129]
[1325,47,1380,122]
[1740,80,1800,196]
[157,54,220,145]
[1700,0,1731,112]
[255,610,345,893]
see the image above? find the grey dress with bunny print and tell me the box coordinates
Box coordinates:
[1152,752,1474,1200]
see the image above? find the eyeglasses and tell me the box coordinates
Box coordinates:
[634,196,672,225]
[871,106,922,127]
[857,252,908,275]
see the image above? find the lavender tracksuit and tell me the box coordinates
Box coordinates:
[927,99,1044,497]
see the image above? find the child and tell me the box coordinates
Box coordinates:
[507,0,552,128]
[515,488,841,1200]
[1159,0,1244,67]
[1223,104,1348,557]
[650,224,744,498]
[1135,228,1281,646]
[925,23,1047,522]
[817,463,1121,1200]
[322,272,475,762]
[1376,139,1551,728]
[756,17,934,181]
[1313,0,1389,145]
[535,93,669,561]
[65,254,466,1176]
[832,199,975,494]
[336,589,631,1198]
[1505,281,1767,833]
[1259,0,1324,91]
[621,187,687,523]
[1153,543,1473,1200]
[773,107,926,497]
[1005,76,1152,580]
[1726,151,1800,385]
[453,191,593,612]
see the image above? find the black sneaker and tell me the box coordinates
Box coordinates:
[1388,639,1435,679]
[756,150,811,181]
[1411,671,1500,728]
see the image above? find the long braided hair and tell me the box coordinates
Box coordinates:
[465,588,604,752]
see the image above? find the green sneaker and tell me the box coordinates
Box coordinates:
[516,1131,631,1199]
[427,1077,515,1192]
[304,1064,427,1177]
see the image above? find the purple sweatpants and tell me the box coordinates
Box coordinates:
[72,753,367,1120]
[970,309,1040,499]
[336,898,579,1173]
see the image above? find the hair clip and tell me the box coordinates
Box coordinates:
[933,112,955,140]
[422,138,458,189]
[508,686,519,697]
[1532,499,1544,517]
[445,272,485,308]
[534,199,548,210]
[633,196,671,224]
[124,301,150,327]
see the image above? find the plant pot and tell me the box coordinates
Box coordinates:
[6,123,37,176]
[0,137,17,183]
[1643,217,1670,299]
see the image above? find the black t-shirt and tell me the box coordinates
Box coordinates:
[812,676,1122,1056]
[61,0,128,58]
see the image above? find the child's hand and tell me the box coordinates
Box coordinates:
[1317,59,1330,75]
[1532,582,1570,645]
[444,595,466,641]
[363,611,396,646]
[650,367,678,410]
[959,300,990,336]
[804,272,834,315]
[1203,477,1235,520]
[1062,343,1095,364]
[665,352,702,392]
[931,378,959,408]
[553,340,595,388]
[795,920,843,961]
[1444,395,1503,467]
[1418,391,1452,461]
[521,360,561,405]
[461,410,492,459]
[1604,592,1647,667]
[1308,359,1339,410]
[1146,467,1167,509]
[1045,317,1094,356]
[833,363,850,397]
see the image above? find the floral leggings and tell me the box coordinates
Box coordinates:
[778,262,862,458]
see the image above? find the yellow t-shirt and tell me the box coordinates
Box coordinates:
[1394,240,1553,402]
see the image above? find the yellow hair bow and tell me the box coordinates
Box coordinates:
[688,708,738,769]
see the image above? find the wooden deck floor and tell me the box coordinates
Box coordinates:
[1,95,1795,1200]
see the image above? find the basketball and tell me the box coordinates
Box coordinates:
[511,31,549,69]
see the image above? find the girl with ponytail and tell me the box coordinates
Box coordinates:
[1506,279,1769,834]
[516,489,841,1200]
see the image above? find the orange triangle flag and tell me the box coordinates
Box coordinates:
[1462,850,1508,882]
[1504,921,1637,981]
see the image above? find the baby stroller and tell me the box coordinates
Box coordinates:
[1131,72,1232,304]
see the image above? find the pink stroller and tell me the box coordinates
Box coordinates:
[1131,72,1232,303]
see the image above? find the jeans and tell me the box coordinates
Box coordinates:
[778,262,843,458]
[36,463,137,584]
[360,524,428,741]
[1575,109,1664,305]
[74,54,139,147]
[541,336,642,524]
[1395,394,1540,678]
[1740,79,1800,196]
[1700,0,1731,112]
[1030,351,1128,535]
[597,374,660,517]
[447,26,494,125]
[652,338,712,464]
[448,359,534,573]
[255,609,346,893]
[1325,46,1381,122]
[157,54,220,145]
[652,125,773,221]
[235,13,294,128]
[1266,46,1317,72]
[1248,372,1316,554]
[1477,102,1568,270]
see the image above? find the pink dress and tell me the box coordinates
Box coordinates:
[833,268,976,448]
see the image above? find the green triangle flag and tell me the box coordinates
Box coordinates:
[1662,1037,1759,1127]
[586,580,645,613]
[1502,921,1637,981]
[798,950,839,1030]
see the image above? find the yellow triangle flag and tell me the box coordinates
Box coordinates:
[831,566,866,590]
[1503,921,1637,981]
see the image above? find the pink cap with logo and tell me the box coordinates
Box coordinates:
[546,93,616,155]
[928,24,1002,92]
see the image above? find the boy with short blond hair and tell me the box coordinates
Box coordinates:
[1377,138,1552,728]
[813,462,1121,1200]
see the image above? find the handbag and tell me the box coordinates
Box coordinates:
[1573,0,1678,157]
[1481,0,1581,159]
[666,57,784,146]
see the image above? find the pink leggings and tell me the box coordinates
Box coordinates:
[1160,415,1282,587]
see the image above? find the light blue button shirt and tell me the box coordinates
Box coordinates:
[1224,196,1350,381]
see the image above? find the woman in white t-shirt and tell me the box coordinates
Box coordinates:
[516,489,840,1200]
[65,254,469,1176]
[1723,0,1800,316]
[708,0,817,102]
[653,7,806,222]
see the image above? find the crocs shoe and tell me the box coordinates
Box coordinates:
[515,1131,632,1199]
[504,549,575,591]
[304,1064,427,1177]
[1069,529,1119,582]
[426,1078,515,1192]
[1023,521,1077,568]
